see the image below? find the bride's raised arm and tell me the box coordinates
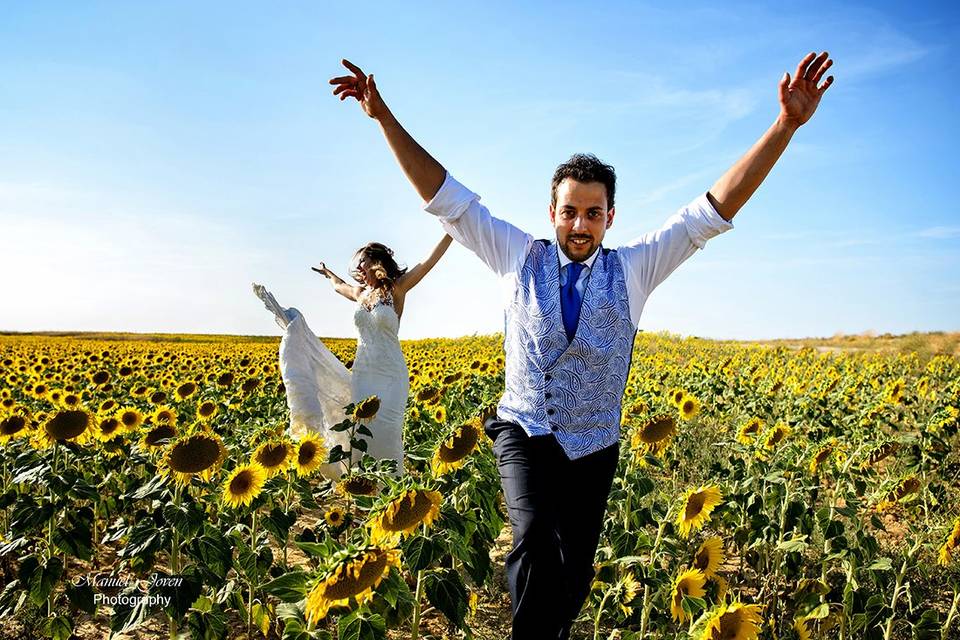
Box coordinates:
[312,262,364,301]
[395,234,453,295]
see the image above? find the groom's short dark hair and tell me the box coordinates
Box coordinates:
[551,153,617,211]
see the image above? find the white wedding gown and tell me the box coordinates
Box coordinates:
[253,284,408,478]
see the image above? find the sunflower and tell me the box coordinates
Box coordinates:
[938,517,960,565]
[293,434,327,477]
[304,547,401,623]
[325,506,346,528]
[737,418,763,445]
[240,377,261,394]
[693,537,725,578]
[99,399,117,413]
[794,618,812,640]
[876,477,921,512]
[337,474,380,498]
[149,390,168,405]
[116,407,144,431]
[808,442,834,474]
[431,419,481,475]
[222,463,267,508]
[433,405,447,424]
[616,572,642,616]
[0,412,30,444]
[252,440,292,477]
[149,406,178,426]
[706,575,728,604]
[762,423,791,450]
[415,386,441,405]
[670,387,687,407]
[196,400,218,421]
[700,601,764,640]
[630,413,677,458]
[369,488,443,546]
[90,371,110,386]
[160,432,227,485]
[92,416,125,442]
[861,442,899,470]
[679,395,701,421]
[678,485,723,538]
[670,568,707,622]
[41,409,93,444]
[175,381,198,401]
[141,422,178,448]
[353,396,381,421]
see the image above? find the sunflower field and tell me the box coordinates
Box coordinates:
[0,332,958,640]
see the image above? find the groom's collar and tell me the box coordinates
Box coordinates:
[556,242,600,271]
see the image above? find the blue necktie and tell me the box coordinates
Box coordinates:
[561,262,585,342]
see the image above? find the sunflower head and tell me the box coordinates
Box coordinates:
[431,419,481,475]
[700,601,764,640]
[196,400,218,420]
[175,381,198,400]
[670,568,706,622]
[762,423,791,450]
[630,413,677,459]
[324,506,347,528]
[116,407,144,430]
[337,474,379,498]
[252,440,292,477]
[293,434,328,477]
[938,517,960,566]
[161,432,227,485]
[141,422,178,448]
[679,395,701,421]
[876,476,921,512]
[42,409,93,445]
[369,489,442,545]
[353,396,381,421]
[305,547,401,623]
[693,537,725,578]
[222,463,267,508]
[0,412,30,443]
[678,485,723,538]
[93,415,126,442]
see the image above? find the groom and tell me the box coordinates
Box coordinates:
[331,53,834,638]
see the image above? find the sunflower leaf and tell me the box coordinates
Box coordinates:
[338,610,387,640]
[423,569,469,629]
[262,570,309,603]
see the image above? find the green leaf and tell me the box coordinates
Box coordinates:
[28,556,63,606]
[262,507,298,546]
[776,534,809,554]
[65,582,96,615]
[262,571,309,603]
[338,610,387,640]
[403,536,435,572]
[424,569,469,629]
[867,558,893,572]
[42,614,73,640]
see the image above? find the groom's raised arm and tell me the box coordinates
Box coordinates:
[330,59,533,277]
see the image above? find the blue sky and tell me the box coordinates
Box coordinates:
[1,1,958,340]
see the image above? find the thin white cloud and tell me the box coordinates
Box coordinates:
[915,226,960,240]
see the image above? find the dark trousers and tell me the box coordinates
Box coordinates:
[484,417,620,640]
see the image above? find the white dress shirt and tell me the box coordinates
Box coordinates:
[424,171,733,328]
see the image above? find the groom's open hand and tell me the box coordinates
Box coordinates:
[329,59,389,121]
[779,51,834,129]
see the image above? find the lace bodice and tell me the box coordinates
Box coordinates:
[353,287,407,376]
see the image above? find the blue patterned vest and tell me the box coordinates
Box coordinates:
[497,239,636,459]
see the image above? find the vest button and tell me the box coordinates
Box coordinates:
[545,392,552,399]
[551,425,558,432]
[547,409,555,416]
[544,374,552,381]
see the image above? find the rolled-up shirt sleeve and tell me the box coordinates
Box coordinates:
[424,171,533,277]
[618,193,734,299]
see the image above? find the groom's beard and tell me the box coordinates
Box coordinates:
[560,234,596,261]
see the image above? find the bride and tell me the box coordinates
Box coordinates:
[254,234,453,478]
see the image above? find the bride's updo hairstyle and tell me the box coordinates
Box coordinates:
[349,242,408,294]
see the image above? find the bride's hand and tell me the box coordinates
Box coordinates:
[312,263,332,278]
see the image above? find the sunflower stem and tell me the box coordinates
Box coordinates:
[943,588,959,640]
[283,470,293,568]
[639,506,672,637]
[411,569,424,640]
[169,484,181,640]
[248,508,258,636]
[46,441,59,618]
[883,541,919,640]
[592,587,613,640]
